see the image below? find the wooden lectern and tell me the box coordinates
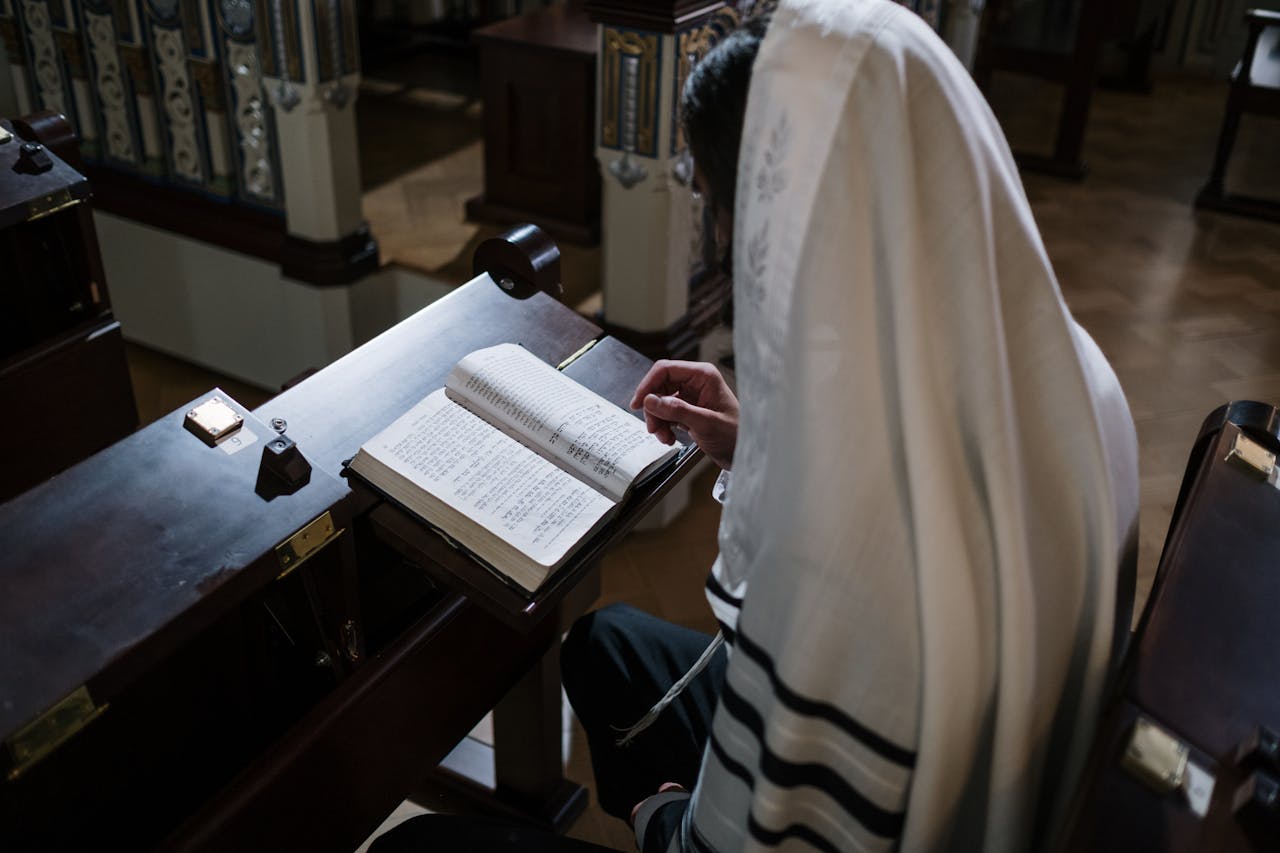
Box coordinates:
[0,226,700,852]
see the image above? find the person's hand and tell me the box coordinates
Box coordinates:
[630,782,688,827]
[630,360,739,470]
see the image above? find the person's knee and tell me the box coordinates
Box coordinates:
[561,602,638,707]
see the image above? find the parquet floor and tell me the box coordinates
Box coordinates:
[993,73,1280,614]
[123,71,1280,851]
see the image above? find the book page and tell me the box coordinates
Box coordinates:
[445,344,678,501]
[361,390,616,570]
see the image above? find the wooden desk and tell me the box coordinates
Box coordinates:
[0,232,700,851]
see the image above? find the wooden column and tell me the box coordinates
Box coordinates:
[584,0,733,362]
[260,0,378,284]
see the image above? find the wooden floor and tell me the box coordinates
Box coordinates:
[121,72,1280,850]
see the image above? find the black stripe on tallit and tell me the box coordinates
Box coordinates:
[719,680,907,839]
[705,732,896,850]
[734,627,916,768]
[706,572,745,607]
[748,813,845,852]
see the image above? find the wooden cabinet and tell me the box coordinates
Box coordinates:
[466,4,602,244]
[0,114,137,503]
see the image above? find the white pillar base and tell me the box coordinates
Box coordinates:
[269,77,364,243]
[96,212,453,389]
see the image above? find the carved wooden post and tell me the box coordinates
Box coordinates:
[584,0,733,362]
[258,0,377,284]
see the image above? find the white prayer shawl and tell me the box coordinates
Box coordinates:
[685,1,1140,850]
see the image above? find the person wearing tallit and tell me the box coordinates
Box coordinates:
[560,1,1140,851]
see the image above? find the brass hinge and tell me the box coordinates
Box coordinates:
[26,189,79,223]
[276,511,344,579]
[4,686,108,781]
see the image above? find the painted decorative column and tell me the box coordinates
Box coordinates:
[190,56,233,196]
[53,10,97,155]
[585,1,732,362]
[79,0,141,166]
[0,10,34,114]
[120,43,165,174]
[257,0,376,284]
[15,0,71,119]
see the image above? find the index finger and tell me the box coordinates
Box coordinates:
[629,360,711,408]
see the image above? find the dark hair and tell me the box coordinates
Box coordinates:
[680,13,770,216]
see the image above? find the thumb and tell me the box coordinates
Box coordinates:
[644,394,712,432]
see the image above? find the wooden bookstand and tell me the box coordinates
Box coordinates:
[0,225,701,850]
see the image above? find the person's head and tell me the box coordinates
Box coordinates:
[680,13,771,242]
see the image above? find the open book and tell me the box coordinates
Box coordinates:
[346,343,683,594]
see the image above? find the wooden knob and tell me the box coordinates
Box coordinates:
[473,224,563,300]
[10,111,82,171]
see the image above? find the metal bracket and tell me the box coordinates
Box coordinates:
[1226,432,1276,479]
[1122,716,1189,795]
[184,395,244,447]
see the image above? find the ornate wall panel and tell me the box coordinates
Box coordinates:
[151,23,203,179]
[216,0,279,206]
[82,4,139,162]
[251,0,299,81]
[138,0,205,183]
[18,0,71,117]
[600,26,659,157]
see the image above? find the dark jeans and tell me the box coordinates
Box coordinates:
[560,603,729,820]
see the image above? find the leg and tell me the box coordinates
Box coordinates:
[492,641,587,828]
[426,634,588,832]
[1201,99,1242,201]
[561,603,727,820]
